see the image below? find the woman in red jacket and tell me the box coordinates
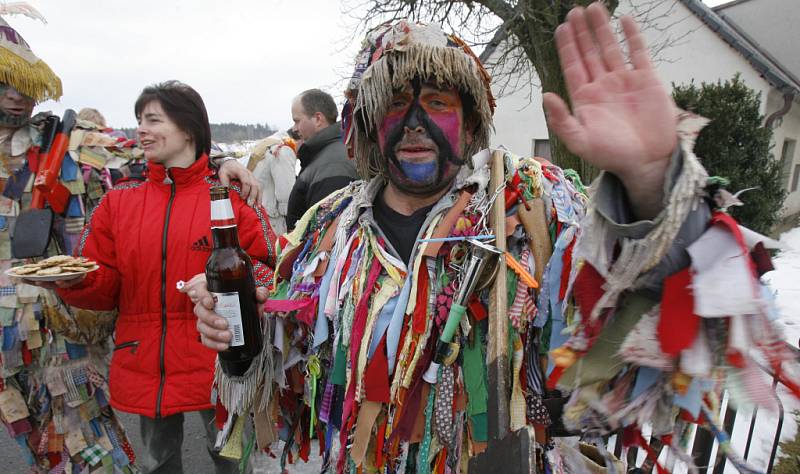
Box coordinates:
[50,81,276,473]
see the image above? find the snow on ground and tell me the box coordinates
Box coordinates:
[215,141,255,167]
[766,227,800,350]
[732,226,800,473]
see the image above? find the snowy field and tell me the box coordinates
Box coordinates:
[216,140,302,174]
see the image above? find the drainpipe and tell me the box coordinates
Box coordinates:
[765,92,795,129]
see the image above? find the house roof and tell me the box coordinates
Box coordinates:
[679,0,800,97]
[713,0,756,10]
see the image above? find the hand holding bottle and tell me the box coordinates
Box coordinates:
[187,272,269,351]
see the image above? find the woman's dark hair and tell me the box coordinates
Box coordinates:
[134,80,211,159]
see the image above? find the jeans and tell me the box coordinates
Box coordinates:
[138,409,239,474]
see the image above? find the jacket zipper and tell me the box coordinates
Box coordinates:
[113,340,140,353]
[156,174,176,418]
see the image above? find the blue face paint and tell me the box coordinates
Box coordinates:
[399,160,437,183]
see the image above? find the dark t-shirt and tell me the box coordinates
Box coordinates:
[373,193,434,265]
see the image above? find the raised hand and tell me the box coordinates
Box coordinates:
[543,3,679,217]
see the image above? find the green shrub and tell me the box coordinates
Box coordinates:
[673,75,786,233]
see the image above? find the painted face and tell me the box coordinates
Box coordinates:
[0,84,34,127]
[378,79,471,196]
[136,100,194,166]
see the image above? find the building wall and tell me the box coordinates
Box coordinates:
[717,0,800,80]
[768,89,800,216]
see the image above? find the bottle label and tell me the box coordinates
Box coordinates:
[211,291,245,347]
[210,199,236,228]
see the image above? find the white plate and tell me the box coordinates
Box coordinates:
[5,265,99,282]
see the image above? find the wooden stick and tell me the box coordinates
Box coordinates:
[518,198,552,286]
[487,150,510,440]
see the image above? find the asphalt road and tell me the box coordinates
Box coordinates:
[0,410,324,473]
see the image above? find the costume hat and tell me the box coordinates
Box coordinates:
[0,4,62,102]
[342,21,495,179]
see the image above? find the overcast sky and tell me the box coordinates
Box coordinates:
[12,0,360,129]
[11,0,729,130]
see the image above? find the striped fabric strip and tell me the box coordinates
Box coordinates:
[508,250,531,329]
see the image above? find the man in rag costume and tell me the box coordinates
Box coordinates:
[194,3,800,472]
[0,6,261,472]
[0,5,141,472]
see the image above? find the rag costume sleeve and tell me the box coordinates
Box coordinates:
[57,191,121,311]
[570,112,713,309]
[548,114,799,473]
[591,147,711,298]
[232,195,277,289]
[550,114,713,381]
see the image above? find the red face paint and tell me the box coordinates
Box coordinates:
[419,89,463,155]
[377,80,468,196]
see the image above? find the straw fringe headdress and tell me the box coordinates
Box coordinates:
[342,21,496,179]
[0,4,62,102]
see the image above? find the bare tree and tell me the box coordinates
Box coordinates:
[342,0,695,181]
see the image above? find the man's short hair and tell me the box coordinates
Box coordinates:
[298,89,338,125]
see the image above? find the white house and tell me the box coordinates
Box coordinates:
[489,0,800,220]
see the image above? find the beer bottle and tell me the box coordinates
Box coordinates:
[206,186,262,376]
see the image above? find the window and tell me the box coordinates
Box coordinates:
[533,139,551,160]
[792,164,800,193]
[780,138,796,188]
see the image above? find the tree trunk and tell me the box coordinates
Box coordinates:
[508,0,620,185]
[534,45,598,181]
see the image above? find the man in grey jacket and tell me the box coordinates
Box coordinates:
[286,89,358,230]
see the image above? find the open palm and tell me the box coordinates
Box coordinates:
[543,4,678,180]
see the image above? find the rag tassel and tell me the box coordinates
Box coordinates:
[213,316,274,416]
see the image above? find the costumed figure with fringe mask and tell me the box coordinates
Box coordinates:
[193,3,800,473]
[0,5,139,472]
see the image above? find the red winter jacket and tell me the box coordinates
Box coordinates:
[58,155,276,418]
